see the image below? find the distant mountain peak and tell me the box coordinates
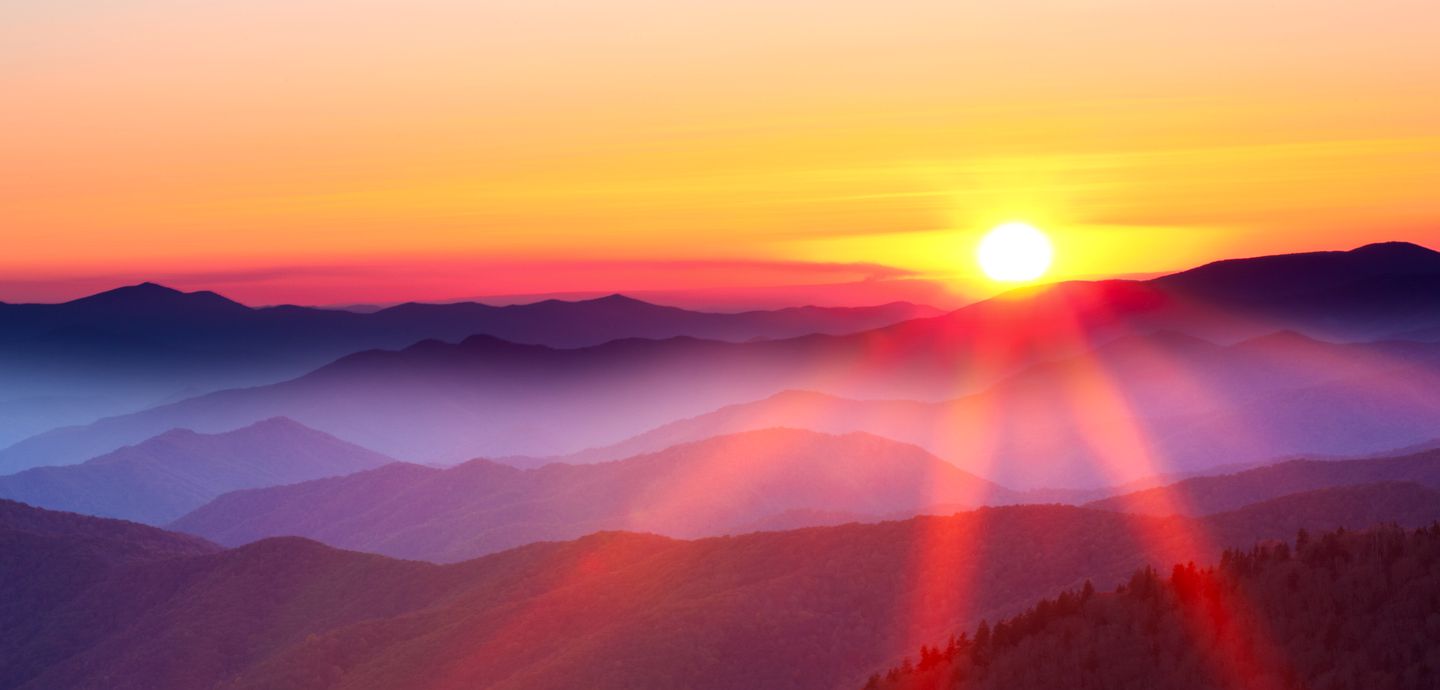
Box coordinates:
[1350,240,1437,256]
[147,418,311,441]
[82,282,183,300]
[579,293,660,309]
[1346,241,1440,266]
[243,416,314,432]
[217,417,339,439]
[68,282,249,312]
[149,427,203,442]
[594,293,645,303]
[104,417,367,462]
[1154,239,1440,302]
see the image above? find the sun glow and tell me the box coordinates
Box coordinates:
[977,222,1054,282]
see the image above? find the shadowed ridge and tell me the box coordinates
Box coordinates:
[0,279,937,459]
[585,293,653,306]
[1349,240,1440,261]
[1085,447,1440,516]
[1204,481,1440,535]
[220,533,369,560]
[208,492,1440,690]
[0,498,218,559]
[64,282,251,313]
[456,333,559,350]
[870,520,1440,690]
[1155,241,1440,300]
[70,281,181,299]
[11,487,1440,690]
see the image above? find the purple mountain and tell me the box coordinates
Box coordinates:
[5,480,1438,690]
[0,418,394,524]
[172,428,1017,561]
[4,242,1440,478]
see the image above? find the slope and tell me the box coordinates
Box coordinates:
[173,428,1018,561]
[0,418,395,524]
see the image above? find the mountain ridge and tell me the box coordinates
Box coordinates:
[1085,447,1440,516]
[171,427,1017,561]
[7,242,1440,474]
[10,479,1439,690]
[0,417,395,523]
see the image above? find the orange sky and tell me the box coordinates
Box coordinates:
[4,0,1439,306]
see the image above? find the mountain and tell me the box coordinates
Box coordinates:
[7,482,1437,690]
[0,284,936,439]
[0,499,218,689]
[172,428,1018,561]
[870,523,1440,690]
[0,395,132,453]
[0,497,216,636]
[0,498,216,565]
[1201,481,1440,536]
[0,504,460,690]
[0,334,893,471]
[0,284,940,353]
[1085,447,1440,516]
[554,332,1440,487]
[11,324,1440,484]
[0,284,283,439]
[1154,241,1440,337]
[7,242,1440,476]
[0,418,395,524]
[1144,241,1440,347]
[866,242,1440,352]
[367,295,943,345]
[727,507,881,533]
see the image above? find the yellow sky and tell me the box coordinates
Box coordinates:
[4,0,1439,303]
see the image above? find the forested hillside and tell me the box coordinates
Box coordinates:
[8,481,1440,689]
[869,524,1440,690]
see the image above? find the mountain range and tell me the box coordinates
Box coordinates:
[1085,447,1440,516]
[172,428,1015,561]
[3,241,1440,690]
[871,523,1440,690]
[171,438,1440,565]
[0,418,394,524]
[5,477,1439,690]
[0,285,935,445]
[4,242,1440,476]
[548,332,1440,487]
[8,319,1440,484]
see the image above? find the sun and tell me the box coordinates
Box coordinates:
[977,222,1054,282]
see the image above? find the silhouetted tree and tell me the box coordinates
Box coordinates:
[869,525,1440,690]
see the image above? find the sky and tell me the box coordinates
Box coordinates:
[4,0,1439,307]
